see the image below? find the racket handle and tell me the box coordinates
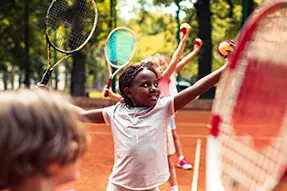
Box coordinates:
[104,78,113,97]
[40,69,52,85]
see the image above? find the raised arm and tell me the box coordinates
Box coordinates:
[174,64,227,112]
[175,40,202,73]
[162,30,190,79]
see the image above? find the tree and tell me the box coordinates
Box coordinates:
[0,0,48,89]
[241,0,254,27]
[70,0,114,96]
[195,0,214,99]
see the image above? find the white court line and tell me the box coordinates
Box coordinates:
[191,139,202,191]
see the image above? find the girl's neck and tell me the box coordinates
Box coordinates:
[10,176,55,191]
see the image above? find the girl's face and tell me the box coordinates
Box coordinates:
[153,61,168,79]
[125,69,160,107]
[153,63,164,78]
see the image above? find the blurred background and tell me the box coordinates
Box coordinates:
[0,0,263,98]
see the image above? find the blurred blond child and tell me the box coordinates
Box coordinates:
[0,90,88,191]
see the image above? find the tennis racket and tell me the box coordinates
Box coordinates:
[40,0,98,85]
[103,27,137,97]
[206,1,287,191]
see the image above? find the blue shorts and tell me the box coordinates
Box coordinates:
[168,117,176,130]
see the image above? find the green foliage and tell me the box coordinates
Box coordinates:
[0,0,264,92]
[211,0,243,69]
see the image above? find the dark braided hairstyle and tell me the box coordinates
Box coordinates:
[118,62,158,107]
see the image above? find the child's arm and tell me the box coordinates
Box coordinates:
[67,103,106,123]
[80,109,106,123]
[175,40,203,73]
[162,30,190,79]
[174,64,227,112]
[36,83,106,123]
[104,86,124,102]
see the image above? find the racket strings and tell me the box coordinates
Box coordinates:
[46,0,96,52]
[106,30,136,67]
[247,6,287,63]
[215,3,287,190]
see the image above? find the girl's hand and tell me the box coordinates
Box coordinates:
[180,23,191,42]
[217,40,237,60]
[193,38,203,52]
[103,85,111,96]
[226,40,237,61]
[36,82,49,91]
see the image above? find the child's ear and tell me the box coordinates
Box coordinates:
[124,87,132,97]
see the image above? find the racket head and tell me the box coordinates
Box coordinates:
[45,0,98,54]
[207,2,287,190]
[104,27,137,70]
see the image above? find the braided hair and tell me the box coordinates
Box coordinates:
[118,62,158,107]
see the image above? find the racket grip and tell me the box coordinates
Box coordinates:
[104,78,113,97]
[40,69,52,85]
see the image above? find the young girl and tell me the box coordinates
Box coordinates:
[81,62,226,191]
[156,40,203,171]
[0,90,88,191]
[141,40,202,191]
[105,34,202,191]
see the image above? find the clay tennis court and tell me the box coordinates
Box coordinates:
[58,110,211,191]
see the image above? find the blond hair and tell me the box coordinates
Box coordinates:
[140,53,171,68]
[0,89,87,188]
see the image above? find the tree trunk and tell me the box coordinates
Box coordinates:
[23,0,30,88]
[195,0,214,99]
[241,0,254,27]
[3,72,8,90]
[226,0,234,18]
[70,51,86,97]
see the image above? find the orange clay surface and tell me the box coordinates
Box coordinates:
[58,110,210,191]
[57,110,287,191]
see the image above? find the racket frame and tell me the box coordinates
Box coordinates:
[40,0,98,85]
[103,27,137,95]
[208,1,287,190]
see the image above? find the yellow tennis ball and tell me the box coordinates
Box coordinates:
[180,23,192,34]
[217,40,233,58]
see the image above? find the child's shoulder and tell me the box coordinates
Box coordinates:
[157,96,174,107]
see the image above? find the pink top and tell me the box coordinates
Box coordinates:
[169,72,178,96]
[159,75,170,98]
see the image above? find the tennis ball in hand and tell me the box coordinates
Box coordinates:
[194,38,203,46]
[217,40,234,58]
[180,23,192,34]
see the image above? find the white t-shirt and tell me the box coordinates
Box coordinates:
[102,97,174,190]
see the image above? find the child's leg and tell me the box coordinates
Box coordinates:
[172,128,183,157]
[169,118,192,170]
[168,155,179,191]
[167,128,179,191]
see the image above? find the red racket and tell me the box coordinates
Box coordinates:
[207,1,287,191]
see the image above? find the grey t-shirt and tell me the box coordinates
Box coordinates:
[103,97,174,190]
